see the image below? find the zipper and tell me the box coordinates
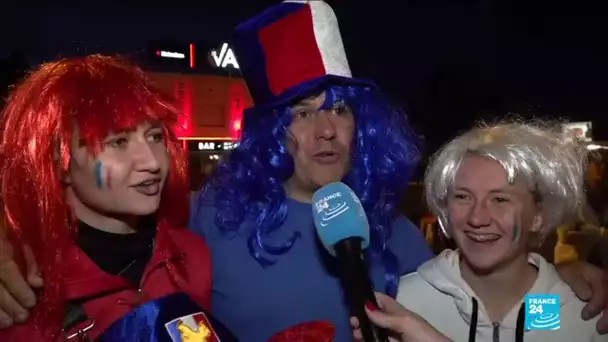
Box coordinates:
[492,322,500,342]
[138,239,158,291]
[121,239,158,303]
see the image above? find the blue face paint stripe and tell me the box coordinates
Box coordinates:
[95,161,103,188]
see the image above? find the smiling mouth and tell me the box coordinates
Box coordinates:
[465,232,501,244]
[131,179,161,196]
[133,179,160,187]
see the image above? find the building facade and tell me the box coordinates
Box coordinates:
[143,40,253,190]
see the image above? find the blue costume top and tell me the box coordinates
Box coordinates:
[191,193,434,341]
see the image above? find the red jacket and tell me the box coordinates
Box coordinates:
[0,222,212,341]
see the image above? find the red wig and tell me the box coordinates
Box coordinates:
[0,54,189,339]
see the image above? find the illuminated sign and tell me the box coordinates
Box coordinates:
[210,43,239,69]
[189,44,195,69]
[187,140,239,152]
[157,50,185,59]
[562,122,592,142]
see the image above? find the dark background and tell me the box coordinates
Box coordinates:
[1,0,607,175]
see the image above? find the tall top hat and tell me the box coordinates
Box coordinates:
[233,0,374,113]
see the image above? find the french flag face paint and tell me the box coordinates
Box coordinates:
[512,222,519,242]
[95,161,112,189]
[106,167,112,189]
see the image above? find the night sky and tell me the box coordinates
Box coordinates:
[1,1,607,158]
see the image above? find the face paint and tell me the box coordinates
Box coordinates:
[512,213,519,242]
[95,161,103,189]
[105,167,112,189]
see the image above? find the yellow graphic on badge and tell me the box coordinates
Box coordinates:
[177,320,211,341]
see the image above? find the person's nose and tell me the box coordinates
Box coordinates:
[314,111,337,141]
[132,140,161,174]
[467,200,492,228]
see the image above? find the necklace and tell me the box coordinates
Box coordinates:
[117,258,138,276]
[116,239,156,277]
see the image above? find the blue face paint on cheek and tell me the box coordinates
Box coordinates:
[95,161,103,189]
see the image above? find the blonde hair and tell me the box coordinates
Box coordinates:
[425,119,588,238]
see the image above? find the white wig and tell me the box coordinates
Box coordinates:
[425,120,588,237]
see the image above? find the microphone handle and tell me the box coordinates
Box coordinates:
[335,238,389,342]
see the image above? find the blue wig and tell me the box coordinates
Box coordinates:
[200,85,420,297]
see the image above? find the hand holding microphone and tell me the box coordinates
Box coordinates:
[312,182,389,342]
[351,292,452,342]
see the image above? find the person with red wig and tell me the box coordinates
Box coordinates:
[0,55,212,341]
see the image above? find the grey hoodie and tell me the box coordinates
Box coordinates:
[396,250,605,341]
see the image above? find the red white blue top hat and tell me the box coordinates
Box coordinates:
[233,0,376,113]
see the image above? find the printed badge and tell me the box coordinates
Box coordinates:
[165,312,221,342]
[524,294,560,331]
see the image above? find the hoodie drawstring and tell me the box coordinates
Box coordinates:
[468,297,526,342]
[469,298,479,342]
[515,304,525,342]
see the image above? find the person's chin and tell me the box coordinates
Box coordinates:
[314,171,346,186]
[460,249,507,274]
[465,258,500,274]
[312,179,340,190]
[128,200,161,216]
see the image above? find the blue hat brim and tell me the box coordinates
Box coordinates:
[244,75,378,116]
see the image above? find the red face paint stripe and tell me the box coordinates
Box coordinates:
[106,167,112,189]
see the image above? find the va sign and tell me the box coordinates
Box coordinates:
[210,43,239,70]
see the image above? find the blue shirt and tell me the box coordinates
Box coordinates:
[190,194,434,342]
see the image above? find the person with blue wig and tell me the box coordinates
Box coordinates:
[189,1,608,341]
[190,1,432,340]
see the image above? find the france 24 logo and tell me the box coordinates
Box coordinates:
[315,200,329,214]
[525,294,560,331]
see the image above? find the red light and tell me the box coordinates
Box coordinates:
[172,81,193,138]
[189,44,196,69]
[232,119,242,131]
[156,50,161,56]
[228,84,247,140]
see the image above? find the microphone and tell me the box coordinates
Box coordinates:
[312,182,389,342]
[97,292,238,342]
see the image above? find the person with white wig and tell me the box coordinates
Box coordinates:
[351,120,607,341]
